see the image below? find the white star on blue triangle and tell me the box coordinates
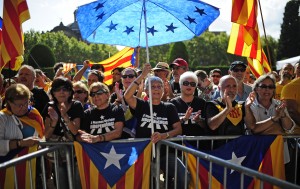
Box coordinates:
[147,26,158,36]
[106,21,118,32]
[166,23,177,33]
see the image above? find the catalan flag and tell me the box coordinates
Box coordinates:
[231,0,257,28]
[0,0,30,71]
[0,145,39,189]
[90,47,136,85]
[247,49,272,78]
[0,17,2,45]
[74,140,151,189]
[63,63,77,74]
[186,136,285,189]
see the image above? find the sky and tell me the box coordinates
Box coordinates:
[0,0,288,40]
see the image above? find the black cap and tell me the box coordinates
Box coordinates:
[229,61,247,71]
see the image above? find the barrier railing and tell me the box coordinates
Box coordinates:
[0,136,299,189]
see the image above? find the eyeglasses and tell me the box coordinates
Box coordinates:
[53,87,70,92]
[232,68,246,72]
[89,89,107,97]
[151,85,163,90]
[182,81,197,87]
[122,74,135,79]
[211,75,221,78]
[258,84,275,89]
[74,90,86,94]
[12,100,29,109]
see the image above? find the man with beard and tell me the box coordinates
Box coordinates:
[204,75,255,145]
[275,63,294,99]
[212,61,252,101]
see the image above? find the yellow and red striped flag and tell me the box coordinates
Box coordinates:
[231,0,257,28]
[0,145,39,189]
[227,23,262,62]
[90,47,135,85]
[63,63,77,74]
[0,0,30,71]
[247,50,272,78]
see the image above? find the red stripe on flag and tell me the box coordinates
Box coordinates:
[134,151,144,189]
[234,25,245,55]
[18,1,29,14]
[260,149,274,189]
[199,162,209,189]
[82,149,91,189]
[0,169,5,189]
[98,170,107,189]
[104,56,133,71]
[231,0,244,22]
[247,2,257,27]
[16,148,30,189]
[116,173,125,189]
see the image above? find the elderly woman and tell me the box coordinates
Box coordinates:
[124,63,185,188]
[73,81,90,110]
[249,73,295,135]
[0,84,44,156]
[77,82,124,143]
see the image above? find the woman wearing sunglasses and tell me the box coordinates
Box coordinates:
[73,81,90,110]
[43,77,84,189]
[249,73,295,135]
[124,63,185,188]
[77,82,124,143]
[110,67,145,138]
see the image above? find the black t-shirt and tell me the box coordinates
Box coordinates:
[205,99,246,135]
[170,96,207,136]
[31,87,50,114]
[42,100,84,136]
[80,104,125,135]
[170,80,181,97]
[132,98,180,138]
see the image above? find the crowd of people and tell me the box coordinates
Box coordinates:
[0,58,300,188]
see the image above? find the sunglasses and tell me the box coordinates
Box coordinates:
[53,87,70,92]
[211,75,221,78]
[182,81,197,87]
[122,74,135,79]
[74,90,86,94]
[12,100,29,109]
[232,68,246,72]
[89,89,107,97]
[258,84,275,89]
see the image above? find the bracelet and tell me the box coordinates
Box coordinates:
[133,81,140,86]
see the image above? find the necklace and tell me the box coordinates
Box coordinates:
[182,97,194,108]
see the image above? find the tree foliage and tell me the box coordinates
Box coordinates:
[167,42,189,64]
[27,44,55,69]
[277,0,300,60]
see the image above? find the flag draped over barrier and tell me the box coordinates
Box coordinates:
[186,135,285,189]
[0,0,30,71]
[228,0,271,77]
[74,140,151,189]
[0,145,38,189]
[90,47,136,85]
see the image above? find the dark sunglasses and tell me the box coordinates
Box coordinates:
[122,74,135,79]
[74,90,86,94]
[89,89,107,97]
[182,81,197,87]
[258,84,275,89]
[232,68,246,72]
[53,87,70,92]
[211,75,221,78]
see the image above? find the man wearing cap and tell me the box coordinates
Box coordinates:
[169,58,189,98]
[153,62,171,101]
[212,61,252,101]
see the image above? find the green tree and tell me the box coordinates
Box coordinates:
[27,44,56,69]
[277,0,300,60]
[167,42,189,64]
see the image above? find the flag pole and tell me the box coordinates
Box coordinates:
[257,0,272,69]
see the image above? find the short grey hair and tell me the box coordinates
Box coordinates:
[144,76,163,90]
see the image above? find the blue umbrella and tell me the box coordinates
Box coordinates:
[76,0,220,48]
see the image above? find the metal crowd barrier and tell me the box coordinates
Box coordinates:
[0,136,299,189]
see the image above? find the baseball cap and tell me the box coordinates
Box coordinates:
[170,58,188,68]
[229,61,247,71]
[152,62,170,73]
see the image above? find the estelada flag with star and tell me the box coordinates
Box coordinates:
[185,135,285,189]
[74,140,151,189]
